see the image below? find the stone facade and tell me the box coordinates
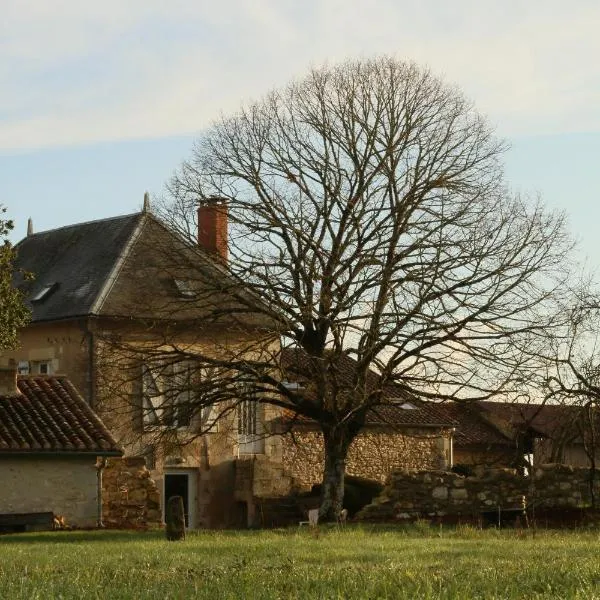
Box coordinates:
[0,456,99,527]
[102,457,162,529]
[282,427,450,490]
[358,463,600,522]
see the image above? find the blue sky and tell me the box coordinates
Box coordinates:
[2,1,599,265]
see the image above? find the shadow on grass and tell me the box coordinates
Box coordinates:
[0,529,163,545]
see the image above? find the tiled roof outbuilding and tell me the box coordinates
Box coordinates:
[0,375,122,455]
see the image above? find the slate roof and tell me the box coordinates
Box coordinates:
[0,375,122,455]
[13,213,143,322]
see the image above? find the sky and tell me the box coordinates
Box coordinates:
[2,0,599,266]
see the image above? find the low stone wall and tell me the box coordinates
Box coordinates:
[358,464,600,522]
[102,457,162,529]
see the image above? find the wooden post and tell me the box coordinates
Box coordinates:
[166,496,186,541]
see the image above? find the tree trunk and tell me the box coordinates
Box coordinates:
[320,427,352,521]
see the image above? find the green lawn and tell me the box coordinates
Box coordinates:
[0,526,599,599]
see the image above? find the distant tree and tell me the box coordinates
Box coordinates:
[544,287,600,504]
[0,206,29,350]
[137,57,572,519]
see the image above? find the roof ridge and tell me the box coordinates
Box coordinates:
[15,211,142,245]
[90,212,147,315]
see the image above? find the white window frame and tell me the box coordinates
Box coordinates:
[29,360,53,375]
[237,387,265,455]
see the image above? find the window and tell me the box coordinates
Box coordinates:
[31,283,58,302]
[17,361,30,375]
[142,361,194,429]
[237,386,264,454]
[37,361,51,375]
[174,279,195,299]
[238,399,258,437]
[29,360,52,375]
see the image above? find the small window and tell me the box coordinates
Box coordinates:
[17,361,30,375]
[174,279,195,299]
[31,360,52,375]
[31,283,58,302]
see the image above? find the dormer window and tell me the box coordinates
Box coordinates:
[31,283,58,303]
[174,279,195,299]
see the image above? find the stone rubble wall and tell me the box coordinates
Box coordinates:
[358,463,600,521]
[283,428,447,491]
[102,457,162,529]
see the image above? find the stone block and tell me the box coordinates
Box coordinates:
[450,488,468,500]
[432,486,448,500]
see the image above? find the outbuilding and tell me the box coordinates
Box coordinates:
[0,367,122,530]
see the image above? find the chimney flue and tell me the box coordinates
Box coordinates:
[197,197,228,262]
[27,218,33,236]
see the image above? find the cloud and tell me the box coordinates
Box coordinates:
[1,0,599,152]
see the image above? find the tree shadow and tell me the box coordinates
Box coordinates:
[0,529,162,544]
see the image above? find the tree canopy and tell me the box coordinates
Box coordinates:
[0,206,29,351]
[151,57,573,517]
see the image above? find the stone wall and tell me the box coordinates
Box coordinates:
[358,463,600,522]
[102,457,162,529]
[283,427,448,491]
[0,455,99,527]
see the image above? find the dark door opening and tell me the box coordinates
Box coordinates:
[164,474,189,527]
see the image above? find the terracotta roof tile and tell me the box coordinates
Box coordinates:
[0,375,122,455]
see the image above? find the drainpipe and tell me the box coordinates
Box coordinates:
[87,327,96,409]
[96,457,107,528]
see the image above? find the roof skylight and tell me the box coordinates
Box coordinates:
[31,283,58,302]
[174,279,195,299]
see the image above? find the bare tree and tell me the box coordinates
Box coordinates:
[130,57,573,519]
[543,287,600,503]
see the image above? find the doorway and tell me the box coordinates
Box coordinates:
[164,472,195,528]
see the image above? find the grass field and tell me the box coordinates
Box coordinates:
[1,525,599,599]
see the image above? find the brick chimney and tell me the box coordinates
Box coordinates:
[198,198,228,262]
[0,367,18,396]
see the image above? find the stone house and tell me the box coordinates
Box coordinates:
[3,199,284,528]
[4,201,459,528]
[277,348,455,489]
[438,400,600,471]
[471,401,600,469]
[0,367,121,529]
